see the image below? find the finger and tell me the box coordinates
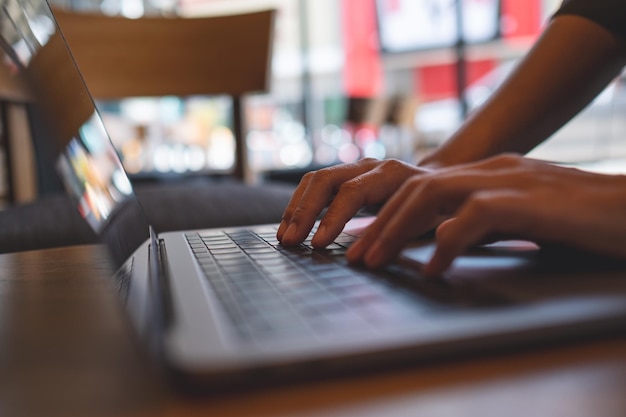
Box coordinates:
[279,159,380,246]
[452,153,527,171]
[425,191,530,276]
[312,161,426,247]
[348,170,523,267]
[436,217,520,247]
[277,174,313,239]
[345,175,435,265]
[360,180,443,268]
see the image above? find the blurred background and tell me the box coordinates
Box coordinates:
[46,0,626,182]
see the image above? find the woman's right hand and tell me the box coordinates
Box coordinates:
[276,158,431,248]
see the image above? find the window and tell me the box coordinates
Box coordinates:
[52,0,626,181]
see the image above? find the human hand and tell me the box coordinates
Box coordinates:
[277,158,430,247]
[345,154,626,275]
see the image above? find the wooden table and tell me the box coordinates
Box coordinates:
[2,244,626,417]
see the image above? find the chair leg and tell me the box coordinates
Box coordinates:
[232,97,249,182]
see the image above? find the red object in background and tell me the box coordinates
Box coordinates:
[416,59,496,102]
[414,0,543,102]
[342,0,543,101]
[341,0,383,98]
[501,0,543,41]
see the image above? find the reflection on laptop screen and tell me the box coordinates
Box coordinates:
[0,0,149,267]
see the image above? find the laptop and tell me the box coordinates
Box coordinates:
[6,0,626,389]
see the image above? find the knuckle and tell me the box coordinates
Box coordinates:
[300,170,315,183]
[463,192,507,219]
[467,192,493,209]
[417,176,444,196]
[320,209,349,226]
[405,174,423,185]
[306,168,334,186]
[298,170,320,189]
[282,206,295,220]
[397,175,425,195]
[379,158,407,173]
[336,186,367,209]
[290,201,316,220]
[359,157,380,166]
[337,178,365,195]
[495,153,524,166]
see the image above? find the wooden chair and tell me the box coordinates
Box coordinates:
[53,8,276,182]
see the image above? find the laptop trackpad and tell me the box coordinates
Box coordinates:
[400,241,626,304]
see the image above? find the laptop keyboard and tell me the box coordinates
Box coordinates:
[185,227,430,342]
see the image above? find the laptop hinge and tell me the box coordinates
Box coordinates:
[148,227,174,338]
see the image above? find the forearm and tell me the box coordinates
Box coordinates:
[419,15,626,169]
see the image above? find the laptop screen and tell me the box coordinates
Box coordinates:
[0,0,150,267]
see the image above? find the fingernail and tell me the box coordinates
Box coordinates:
[423,262,444,278]
[422,259,437,276]
[283,223,298,244]
[364,241,384,268]
[312,225,327,247]
[345,236,362,259]
[424,249,448,277]
[277,220,287,238]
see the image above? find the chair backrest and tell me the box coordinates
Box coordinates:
[53,8,276,181]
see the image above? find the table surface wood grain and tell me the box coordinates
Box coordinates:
[2,244,626,417]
